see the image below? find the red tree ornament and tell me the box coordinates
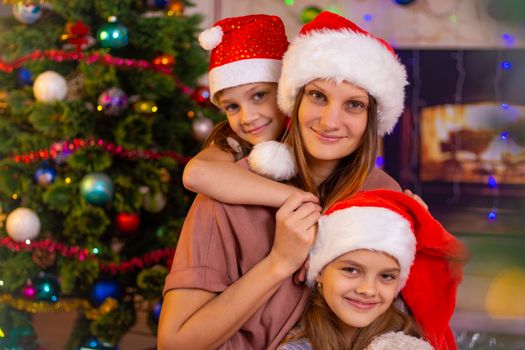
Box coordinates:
[116,212,140,234]
[67,20,90,51]
[153,54,176,70]
[190,85,212,106]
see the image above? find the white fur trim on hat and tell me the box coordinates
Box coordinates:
[209,58,282,106]
[278,30,408,136]
[198,26,223,51]
[248,141,297,181]
[307,206,416,293]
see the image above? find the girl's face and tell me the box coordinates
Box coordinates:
[317,249,400,335]
[218,82,286,146]
[298,79,369,174]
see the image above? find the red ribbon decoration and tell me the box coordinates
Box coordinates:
[0,49,193,93]
[0,237,175,274]
[10,138,192,165]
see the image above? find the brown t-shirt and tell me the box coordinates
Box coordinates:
[163,167,400,350]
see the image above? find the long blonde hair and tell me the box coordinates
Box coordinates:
[284,288,423,350]
[286,87,379,209]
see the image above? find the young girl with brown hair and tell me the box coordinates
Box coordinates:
[182,14,312,207]
[279,190,467,350]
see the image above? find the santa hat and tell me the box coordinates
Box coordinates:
[198,14,288,106]
[278,11,408,136]
[307,190,468,350]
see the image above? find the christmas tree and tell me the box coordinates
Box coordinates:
[0,1,219,348]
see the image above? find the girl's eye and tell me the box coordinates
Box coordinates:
[224,103,239,113]
[253,91,267,101]
[380,273,397,282]
[342,267,359,274]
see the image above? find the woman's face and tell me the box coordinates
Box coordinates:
[217,82,286,146]
[298,79,369,172]
[317,249,400,334]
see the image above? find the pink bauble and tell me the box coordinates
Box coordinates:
[192,117,214,142]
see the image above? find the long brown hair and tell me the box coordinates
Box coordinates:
[284,288,423,350]
[286,86,379,209]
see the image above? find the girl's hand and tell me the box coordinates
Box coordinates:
[270,192,321,276]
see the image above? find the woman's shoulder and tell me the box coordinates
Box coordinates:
[362,167,402,192]
[365,331,434,350]
[277,338,312,350]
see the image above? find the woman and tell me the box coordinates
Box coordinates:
[158,12,412,350]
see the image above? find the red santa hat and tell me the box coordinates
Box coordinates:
[307,190,468,350]
[198,14,288,106]
[278,11,408,136]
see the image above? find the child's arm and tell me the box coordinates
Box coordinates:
[183,145,306,207]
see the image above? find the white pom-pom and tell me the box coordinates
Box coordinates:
[198,26,223,50]
[248,141,297,181]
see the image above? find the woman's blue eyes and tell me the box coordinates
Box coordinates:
[348,101,365,109]
[307,90,366,111]
[308,90,325,101]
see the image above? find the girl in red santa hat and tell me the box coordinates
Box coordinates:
[183,14,316,207]
[279,190,468,350]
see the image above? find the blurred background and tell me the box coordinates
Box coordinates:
[0,0,524,349]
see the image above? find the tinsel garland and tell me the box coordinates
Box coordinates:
[100,248,174,274]
[1,237,91,260]
[1,49,167,76]
[0,237,174,274]
[10,138,191,165]
[0,49,193,95]
[0,294,118,320]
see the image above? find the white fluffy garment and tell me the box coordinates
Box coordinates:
[365,332,434,350]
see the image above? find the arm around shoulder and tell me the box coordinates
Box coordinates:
[182,145,235,193]
[183,146,307,207]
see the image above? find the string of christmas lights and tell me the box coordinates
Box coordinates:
[10,138,191,165]
[0,294,118,320]
[0,237,175,274]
